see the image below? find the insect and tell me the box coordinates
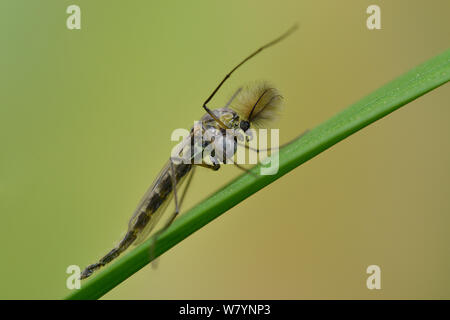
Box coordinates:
[80,25,298,280]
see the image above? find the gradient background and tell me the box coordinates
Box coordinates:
[1,1,449,299]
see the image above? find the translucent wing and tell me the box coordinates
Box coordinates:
[127,163,169,246]
[128,131,196,246]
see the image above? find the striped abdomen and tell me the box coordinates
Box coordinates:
[80,162,192,279]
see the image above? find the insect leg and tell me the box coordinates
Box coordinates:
[179,165,196,208]
[223,87,242,109]
[149,164,197,262]
[232,162,258,177]
[194,162,220,171]
[239,129,310,153]
[169,161,180,217]
[219,152,258,177]
[149,160,179,263]
[202,25,297,128]
[161,165,195,230]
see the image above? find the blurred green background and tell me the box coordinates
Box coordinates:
[1,1,449,299]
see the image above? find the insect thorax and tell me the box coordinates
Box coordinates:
[198,108,242,163]
[200,107,240,130]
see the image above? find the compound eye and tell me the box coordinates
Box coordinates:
[240,120,250,132]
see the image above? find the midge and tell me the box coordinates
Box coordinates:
[80,25,298,279]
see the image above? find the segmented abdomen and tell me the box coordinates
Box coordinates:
[80,162,192,279]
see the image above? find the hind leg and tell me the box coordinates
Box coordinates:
[149,164,196,264]
[239,129,310,153]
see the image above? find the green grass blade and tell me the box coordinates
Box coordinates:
[66,48,449,300]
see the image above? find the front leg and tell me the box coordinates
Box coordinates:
[195,160,220,171]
